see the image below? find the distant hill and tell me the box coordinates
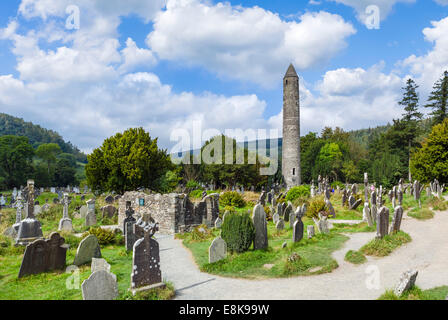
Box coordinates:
[0,113,87,162]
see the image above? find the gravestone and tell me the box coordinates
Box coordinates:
[272,212,280,225]
[209,237,227,263]
[101,205,117,219]
[105,196,114,204]
[276,203,283,217]
[85,210,97,227]
[91,258,112,274]
[16,180,43,246]
[58,193,73,232]
[394,269,418,297]
[80,205,88,218]
[363,203,373,227]
[258,191,267,206]
[34,205,42,215]
[18,232,68,278]
[316,213,329,234]
[123,201,137,251]
[81,270,118,300]
[307,225,315,239]
[276,219,285,231]
[131,222,165,293]
[214,217,223,229]
[252,204,268,250]
[284,204,293,223]
[326,199,336,218]
[390,206,404,233]
[292,214,304,243]
[73,235,102,266]
[376,207,390,239]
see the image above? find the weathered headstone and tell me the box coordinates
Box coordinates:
[394,269,418,297]
[58,193,73,232]
[376,206,390,239]
[273,212,280,225]
[276,219,285,231]
[73,235,102,266]
[101,205,117,219]
[130,222,164,293]
[283,203,293,223]
[18,232,68,278]
[214,217,223,229]
[390,205,404,233]
[16,180,43,246]
[80,205,88,218]
[209,237,227,263]
[252,204,268,250]
[307,225,315,239]
[363,203,373,227]
[91,258,112,273]
[81,270,118,300]
[292,214,304,243]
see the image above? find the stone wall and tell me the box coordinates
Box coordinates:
[118,192,220,234]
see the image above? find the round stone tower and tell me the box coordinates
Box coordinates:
[282,64,301,189]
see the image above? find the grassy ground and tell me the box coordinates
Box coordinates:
[360,231,412,257]
[0,194,174,300]
[180,219,349,279]
[408,207,435,220]
[344,250,367,264]
[0,239,175,300]
[378,286,448,300]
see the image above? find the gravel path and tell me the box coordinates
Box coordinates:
[156,205,448,300]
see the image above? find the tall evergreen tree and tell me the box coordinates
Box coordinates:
[399,78,422,181]
[425,71,448,125]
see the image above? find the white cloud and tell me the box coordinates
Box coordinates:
[434,0,448,5]
[402,16,448,93]
[119,38,157,74]
[147,0,356,86]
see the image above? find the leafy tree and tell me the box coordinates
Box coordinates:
[54,158,77,186]
[314,142,343,181]
[0,135,35,188]
[411,118,448,183]
[36,143,62,175]
[85,127,173,193]
[425,71,448,125]
[342,160,359,183]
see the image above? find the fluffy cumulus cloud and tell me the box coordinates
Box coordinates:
[402,16,448,93]
[0,0,279,153]
[147,0,356,86]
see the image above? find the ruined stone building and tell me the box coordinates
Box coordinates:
[118,192,219,234]
[282,64,301,189]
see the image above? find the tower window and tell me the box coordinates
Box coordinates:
[292,168,296,176]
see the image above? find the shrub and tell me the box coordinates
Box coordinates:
[221,212,255,253]
[286,186,311,203]
[307,196,328,219]
[189,189,204,199]
[283,253,312,275]
[82,227,116,245]
[186,180,202,190]
[220,191,246,208]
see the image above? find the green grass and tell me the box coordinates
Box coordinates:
[331,222,375,233]
[408,207,435,220]
[344,250,367,265]
[378,286,448,300]
[360,231,412,257]
[0,240,174,300]
[182,221,349,279]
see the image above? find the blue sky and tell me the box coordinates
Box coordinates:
[0,0,448,153]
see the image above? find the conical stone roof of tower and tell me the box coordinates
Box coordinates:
[284,64,298,78]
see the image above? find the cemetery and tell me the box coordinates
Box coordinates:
[1,1,448,303]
